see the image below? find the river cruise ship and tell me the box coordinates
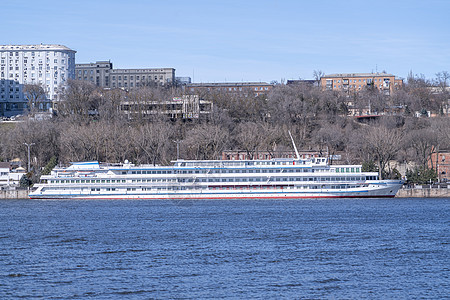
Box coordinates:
[29,158,403,199]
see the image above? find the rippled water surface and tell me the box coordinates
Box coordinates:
[0,198,449,299]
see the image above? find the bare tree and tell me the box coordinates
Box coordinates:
[2,118,60,173]
[434,71,450,92]
[131,122,175,165]
[58,80,98,121]
[23,83,47,113]
[233,122,266,159]
[313,70,325,85]
[361,126,404,178]
[183,124,230,160]
[406,128,438,169]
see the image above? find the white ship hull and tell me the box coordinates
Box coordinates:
[30,182,402,200]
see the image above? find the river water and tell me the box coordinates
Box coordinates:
[0,198,448,299]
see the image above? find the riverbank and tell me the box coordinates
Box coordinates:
[396,187,450,198]
[0,189,28,199]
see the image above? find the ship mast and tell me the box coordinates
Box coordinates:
[288,131,300,160]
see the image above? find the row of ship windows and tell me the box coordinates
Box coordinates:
[178,161,313,167]
[335,167,360,173]
[122,168,360,175]
[49,176,377,184]
[66,184,365,193]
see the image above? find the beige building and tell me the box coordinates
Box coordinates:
[320,72,403,95]
[75,61,175,88]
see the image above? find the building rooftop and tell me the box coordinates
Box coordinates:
[0,44,76,52]
[75,61,112,67]
[323,72,396,78]
[188,82,272,87]
[110,68,174,73]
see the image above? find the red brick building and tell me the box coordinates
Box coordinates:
[320,72,403,95]
[429,150,450,182]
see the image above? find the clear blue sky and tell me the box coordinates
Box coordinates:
[3,0,450,83]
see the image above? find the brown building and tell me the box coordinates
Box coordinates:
[320,72,403,95]
[429,150,450,182]
[185,82,274,97]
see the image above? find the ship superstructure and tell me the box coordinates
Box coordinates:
[29,158,403,199]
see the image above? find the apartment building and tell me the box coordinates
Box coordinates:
[185,82,274,97]
[320,72,403,95]
[75,61,175,88]
[0,44,76,104]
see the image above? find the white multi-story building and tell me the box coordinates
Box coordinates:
[0,44,76,103]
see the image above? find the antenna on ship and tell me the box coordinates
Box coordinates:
[288,131,300,160]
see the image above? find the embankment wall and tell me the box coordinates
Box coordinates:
[0,189,29,199]
[396,188,450,198]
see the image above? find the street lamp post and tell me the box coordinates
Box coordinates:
[23,143,35,173]
[173,140,181,160]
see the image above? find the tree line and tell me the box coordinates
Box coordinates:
[0,71,449,184]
